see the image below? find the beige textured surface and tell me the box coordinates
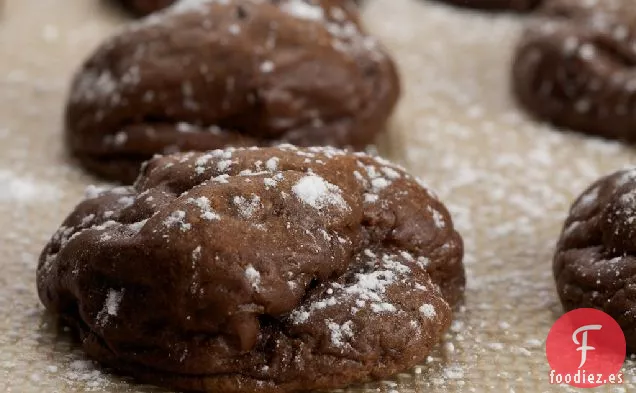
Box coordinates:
[2,0,636,392]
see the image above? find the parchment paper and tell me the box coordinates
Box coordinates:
[1,0,635,392]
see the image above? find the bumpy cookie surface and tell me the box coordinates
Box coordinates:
[555,168,636,353]
[432,0,541,12]
[38,145,465,393]
[67,0,399,183]
[513,0,636,142]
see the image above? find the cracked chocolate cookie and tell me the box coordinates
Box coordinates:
[539,0,625,19]
[38,145,465,393]
[513,0,636,143]
[555,168,636,353]
[114,0,176,16]
[68,0,399,183]
[431,0,541,12]
[114,0,361,18]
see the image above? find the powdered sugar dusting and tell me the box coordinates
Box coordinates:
[327,320,354,348]
[289,251,416,325]
[187,196,220,220]
[0,170,60,203]
[96,289,124,326]
[292,174,348,211]
[8,0,636,391]
[429,207,445,229]
[127,218,148,233]
[370,302,397,313]
[70,69,118,103]
[84,185,109,200]
[361,0,636,389]
[233,195,261,218]
[169,0,229,14]
[281,0,325,21]
[217,159,232,172]
[164,210,192,231]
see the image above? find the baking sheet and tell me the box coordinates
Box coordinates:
[1,0,636,392]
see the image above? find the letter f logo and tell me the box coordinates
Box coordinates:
[572,324,602,368]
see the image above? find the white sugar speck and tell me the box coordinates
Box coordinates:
[327,320,354,348]
[371,302,397,313]
[113,132,127,146]
[192,245,201,261]
[579,43,596,61]
[84,185,108,200]
[260,61,275,73]
[212,174,230,183]
[266,157,279,171]
[96,289,124,326]
[217,159,232,172]
[80,214,95,226]
[419,303,436,318]
[117,196,135,208]
[429,207,445,228]
[281,0,324,21]
[164,210,191,231]
[264,178,277,189]
[416,256,430,269]
[127,219,148,233]
[233,195,261,219]
[228,23,240,35]
[371,177,390,192]
[245,265,261,290]
[381,167,401,180]
[364,193,379,203]
[187,196,220,220]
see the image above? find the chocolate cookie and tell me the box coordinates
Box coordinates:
[540,0,625,19]
[67,0,399,183]
[555,168,636,352]
[38,146,465,392]
[114,0,362,18]
[431,0,541,12]
[512,0,636,142]
[114,0,176,16]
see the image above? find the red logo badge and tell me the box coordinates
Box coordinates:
[546,308,625,388]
